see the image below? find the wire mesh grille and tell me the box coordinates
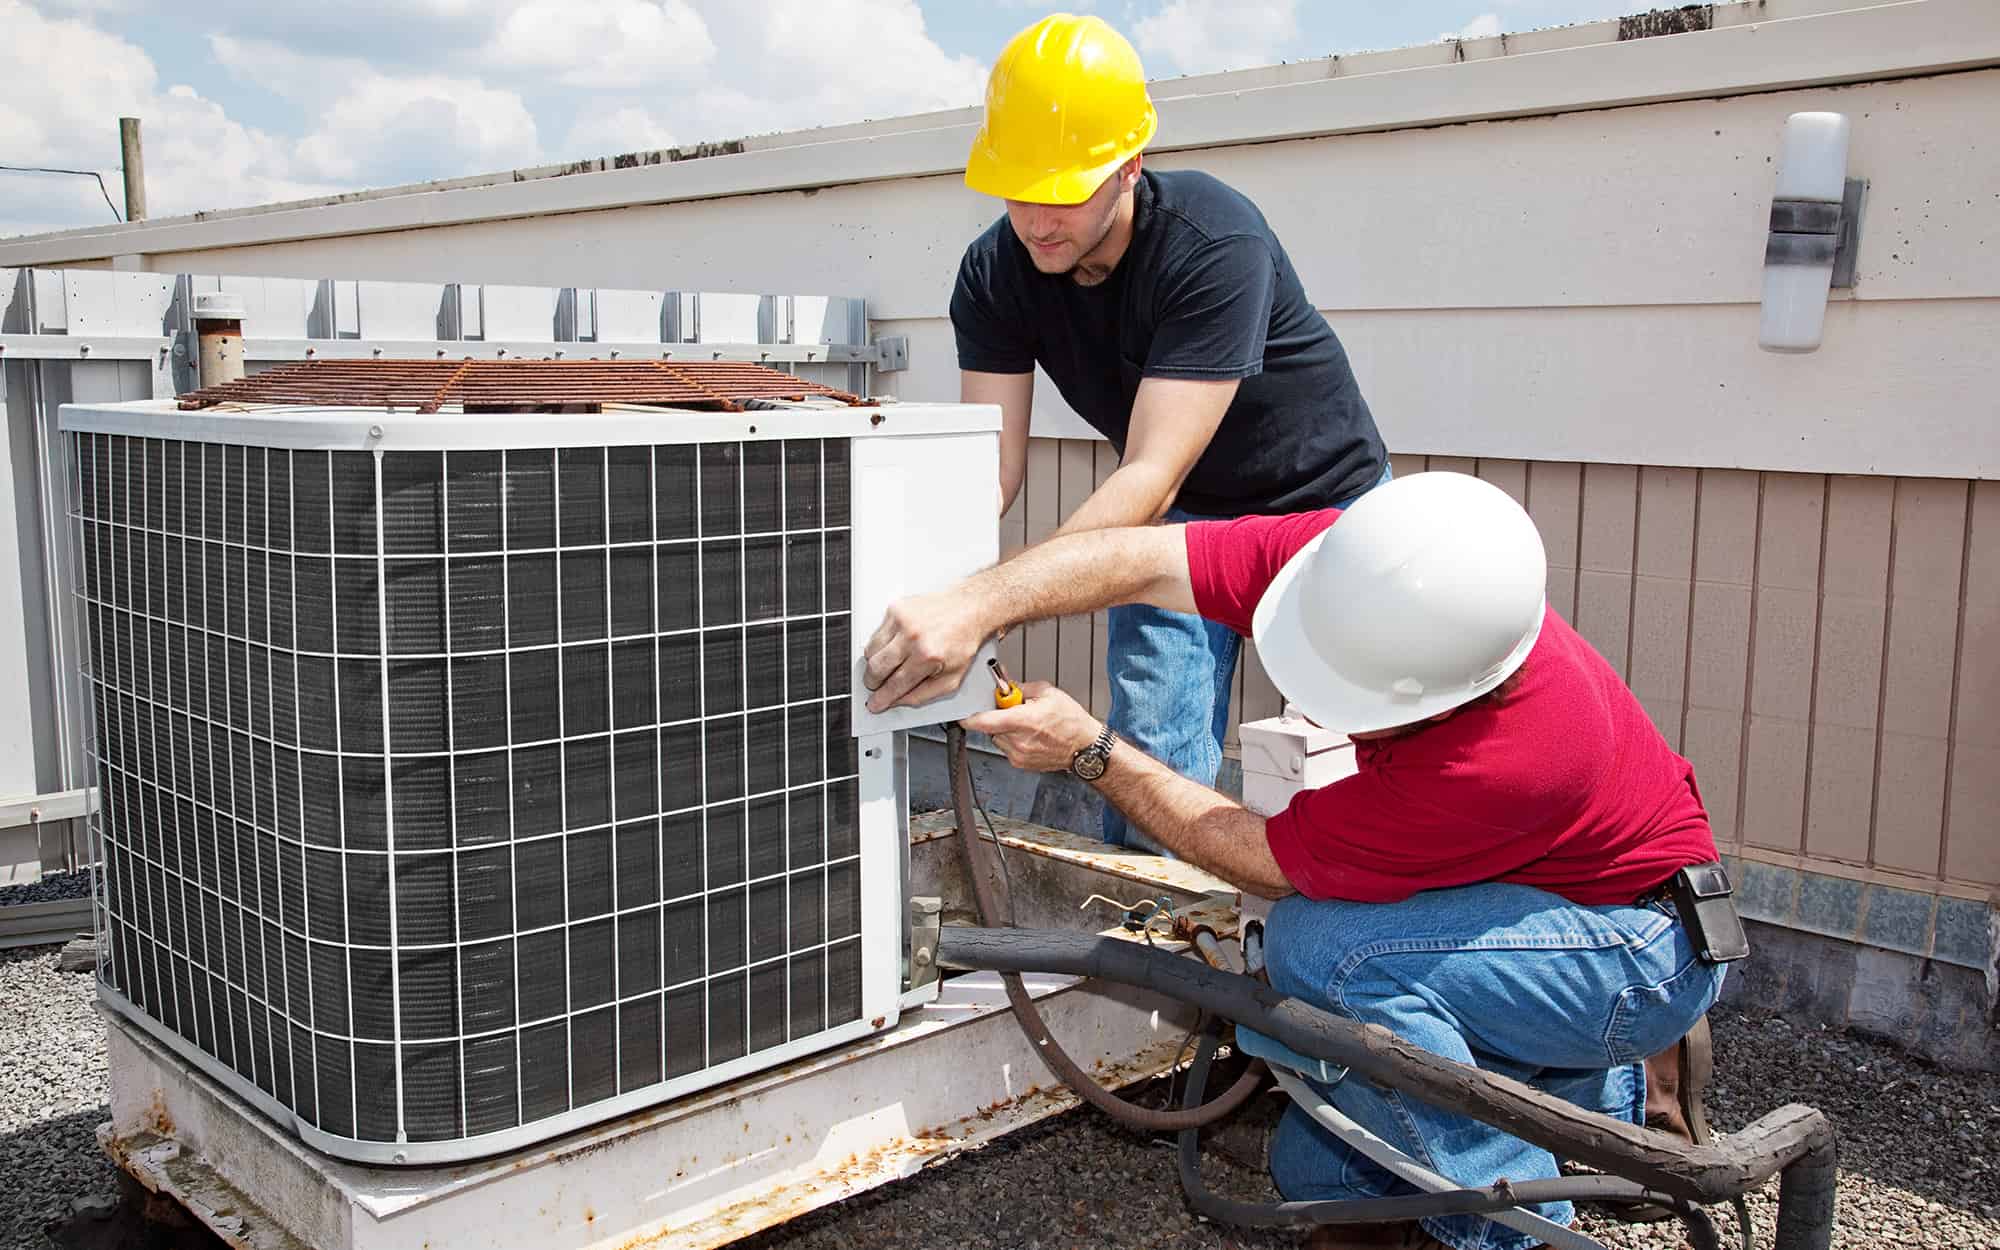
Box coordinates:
[70,430,864,1147]
[176,359,861,413]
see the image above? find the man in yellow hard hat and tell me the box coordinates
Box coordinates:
[952,13,1390,849]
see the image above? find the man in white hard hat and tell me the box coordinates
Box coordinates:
[862,473,1739,1250]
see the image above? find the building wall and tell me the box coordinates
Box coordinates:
[4,2,1993,917]
[1005,441,2000,902]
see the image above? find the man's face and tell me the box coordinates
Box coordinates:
[1005,167,1126,279]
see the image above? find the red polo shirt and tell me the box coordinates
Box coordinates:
[1185,509,1718,906]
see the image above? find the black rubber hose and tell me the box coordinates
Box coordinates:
[1172,1026,1724,1250]
[1773,1137,1838,1250]
[945,723,1265,1131]
[937,923,1836,1217]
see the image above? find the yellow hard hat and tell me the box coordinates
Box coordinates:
[965,14,1158,205]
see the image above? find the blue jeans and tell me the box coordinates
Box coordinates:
[1102,465,1392,849]
[1263,883,1726,1250]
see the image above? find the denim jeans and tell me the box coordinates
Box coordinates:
[1101,464,1392,849]
[1262,883,1726,1250]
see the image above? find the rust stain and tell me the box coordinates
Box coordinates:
[146,1089,175,1138]
[177,358,862,413]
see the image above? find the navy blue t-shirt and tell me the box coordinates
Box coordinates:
[951,169,1385,517]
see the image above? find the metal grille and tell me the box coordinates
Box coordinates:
[70,430,863,1148]
[176,359,861,413]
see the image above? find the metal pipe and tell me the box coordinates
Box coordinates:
[118,118,146,222]
[191,293,247,387]
[1190,928,1236,974]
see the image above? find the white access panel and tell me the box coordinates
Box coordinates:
[848,428,1003,736]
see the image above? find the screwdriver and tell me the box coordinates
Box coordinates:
[987,658,1024,708]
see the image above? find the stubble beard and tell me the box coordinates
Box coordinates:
[1065,206,1122,287]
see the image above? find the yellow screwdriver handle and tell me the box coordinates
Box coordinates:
[988,658,1025,708]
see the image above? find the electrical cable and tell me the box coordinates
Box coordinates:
[0,164,122,221]
[962,753,1017,925]
[946,723,1265,1131]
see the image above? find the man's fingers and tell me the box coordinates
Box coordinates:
[961,705,1029,737]
[862,633,912,695]
[902,669,968,710]
[860,615,906,691]
[1020,680,1056,699]
[865,653,942,714]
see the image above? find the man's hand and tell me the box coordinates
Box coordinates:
[961,682,1100,772]
[862,590,994,713]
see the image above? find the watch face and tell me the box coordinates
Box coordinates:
[1072,750,1107,782]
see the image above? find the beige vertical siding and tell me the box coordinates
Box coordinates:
[1015,437,2000,900]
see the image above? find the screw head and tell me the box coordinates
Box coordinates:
[368,424,384,439]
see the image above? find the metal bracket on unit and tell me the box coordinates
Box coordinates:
[907,896,942,991]
[1769,177,1867,290]
[168,328,199,393]
[1830,176,1866,289]
[873,334,910,373]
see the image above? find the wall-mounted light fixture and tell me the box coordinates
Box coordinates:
[1759,111,1865,354]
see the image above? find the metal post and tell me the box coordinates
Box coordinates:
[118,118,146,222]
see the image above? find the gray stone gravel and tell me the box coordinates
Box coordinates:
[0,871,93,909]
[738,1007,2000,1250]
[4,943,1997,1250]
[1,945,116,1249]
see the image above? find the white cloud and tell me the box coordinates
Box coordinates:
[679,0,986,136]
[208,36,541,186]
[296,75,540,184]
[1441,13,1504,41]
[1133,0,1298,76]
[561,106,679,159]
[1,0,987,237]
[489,0,714,88]
[0,0,333,236]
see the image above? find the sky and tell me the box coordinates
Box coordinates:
[1,0,1641,239]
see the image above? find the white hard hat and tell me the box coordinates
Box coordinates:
[1250,472,1548,735]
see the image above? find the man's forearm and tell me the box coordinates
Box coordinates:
[1051,461,1182,538]
[1091,743,1294,898]
[971,526,1191,634]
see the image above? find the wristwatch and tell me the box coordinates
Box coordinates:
[1069,724,1117,782]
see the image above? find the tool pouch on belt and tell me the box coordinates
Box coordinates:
[1668,863,1751,964]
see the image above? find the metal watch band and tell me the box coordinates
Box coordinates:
[1070,724,1117,781]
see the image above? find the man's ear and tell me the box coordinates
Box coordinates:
[1121,155,1143,191]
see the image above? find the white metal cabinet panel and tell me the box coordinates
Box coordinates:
[0,363,40,796]
[210,275,319,339]
[476,285,561,340]
[353,282,452,340]
[848,426,1003,736]
[61,270,174,336]
[592,289,666,343]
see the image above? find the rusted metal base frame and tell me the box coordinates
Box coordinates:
[95,828,1209,1250]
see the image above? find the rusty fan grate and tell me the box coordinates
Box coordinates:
[177,358,862,414]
